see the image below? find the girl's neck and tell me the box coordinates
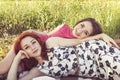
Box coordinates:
[35,56,43,64]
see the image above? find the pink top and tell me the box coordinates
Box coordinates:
[37,24,75,42]
[49,24,75,38]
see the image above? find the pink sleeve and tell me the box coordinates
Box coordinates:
[49,24,74,38]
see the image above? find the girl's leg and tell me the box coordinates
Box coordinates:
[86,40,120,80]
[76,39,120,80]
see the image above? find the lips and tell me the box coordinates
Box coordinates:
[33,49,38,54]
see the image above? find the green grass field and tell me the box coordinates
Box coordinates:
[0,0,120,59]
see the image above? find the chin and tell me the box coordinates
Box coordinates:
[32,53,40,57]
[36,53,41,56]
[76,36,82,39]
[74,35,80,38]
[33,55,39,58]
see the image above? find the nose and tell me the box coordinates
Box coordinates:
[31,45,36,50]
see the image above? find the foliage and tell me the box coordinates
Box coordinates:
[0,0,119,37]
[0,35,16,60]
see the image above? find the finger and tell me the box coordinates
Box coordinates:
[20,50,30,59]
[110,40,120,48]
[21,55,26,59]
[106,41,112,47]
[23,52,30,59]
[112,42,120,49]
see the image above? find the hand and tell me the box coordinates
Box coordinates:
[101,33,120,48]
[15,50,30,61]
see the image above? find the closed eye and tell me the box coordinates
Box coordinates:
[24,46,30,50]
[32,41,36,44]
[84,31,89,36]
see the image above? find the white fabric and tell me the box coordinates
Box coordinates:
[32,76,92,80]
[32,76,56,80]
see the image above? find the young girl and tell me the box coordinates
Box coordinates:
[7,32,120,80]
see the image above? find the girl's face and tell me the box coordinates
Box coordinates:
[20,36,41,58]
[72,21,93,39]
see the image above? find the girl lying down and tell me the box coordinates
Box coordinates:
[7,32,120,80]
[38,38,120,80]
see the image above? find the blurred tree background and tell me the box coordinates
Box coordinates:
[0,0,120,60]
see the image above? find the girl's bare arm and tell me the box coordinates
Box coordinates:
[46,33,119,49]
[0,47,15,74]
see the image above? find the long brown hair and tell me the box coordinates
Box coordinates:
[14,32,48,71]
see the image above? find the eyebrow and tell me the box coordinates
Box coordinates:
[23,39,35,48]
[31,39,35,42]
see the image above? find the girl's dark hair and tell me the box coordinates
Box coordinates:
[74,18,103,36]
[14,32,48,71]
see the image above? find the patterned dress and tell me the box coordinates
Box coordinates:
[38,39,120,80]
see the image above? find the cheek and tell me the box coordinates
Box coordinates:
[73,27,78,33]
[88,27,93,35]
[81,33,87,38]
[24,50,31,55]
